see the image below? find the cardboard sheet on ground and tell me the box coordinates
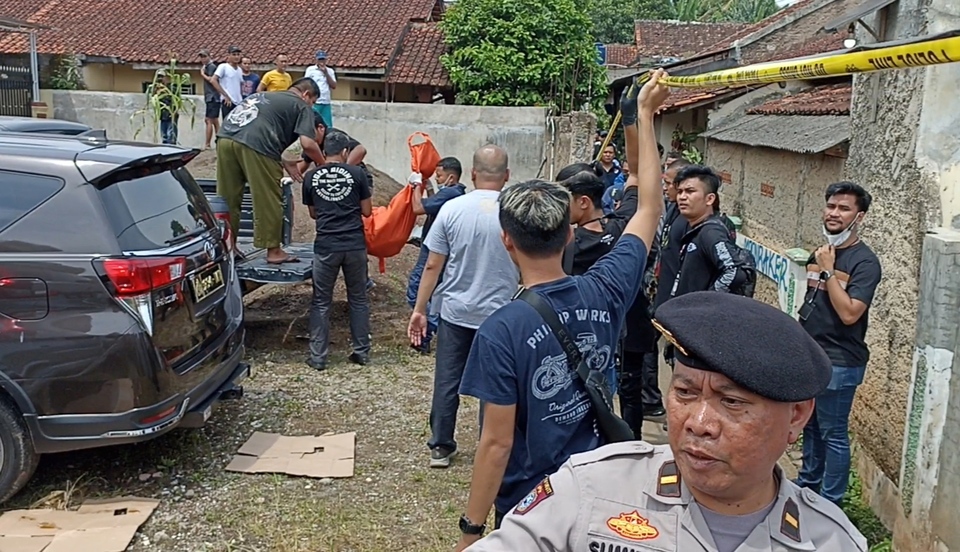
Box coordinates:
[0,497,159,552]
[226,431,356,478]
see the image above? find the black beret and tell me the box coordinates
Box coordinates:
[652,292,832,402]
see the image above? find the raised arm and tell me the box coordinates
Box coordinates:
[621,69,669,252]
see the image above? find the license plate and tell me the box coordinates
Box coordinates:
[202,405,213,422]
[190,264,225,303]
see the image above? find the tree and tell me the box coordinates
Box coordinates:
[589,0,671,44]
[663,0,780,22]
[440,0,607,113]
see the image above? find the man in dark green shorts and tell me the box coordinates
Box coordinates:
[216,78,325,264]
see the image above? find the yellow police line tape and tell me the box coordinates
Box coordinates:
[594,30,960,160]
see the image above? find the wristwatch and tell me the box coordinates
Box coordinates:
[459,514,486,536]
[820,270,834,281]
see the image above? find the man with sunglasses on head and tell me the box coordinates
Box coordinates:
[795,181,881,508]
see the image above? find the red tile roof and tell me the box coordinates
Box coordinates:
[695,0,823,56]
[386,22,450,87]
[0,0,441,70]
[745,28,850,64]
[747,82,851,115]
[605,43,639,67]
[659,85,753,112]
[635,20,750,59]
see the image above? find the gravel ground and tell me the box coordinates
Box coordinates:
[4,152,481,551]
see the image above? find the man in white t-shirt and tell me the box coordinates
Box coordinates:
[304,50,337,127]
[210,45,244,120]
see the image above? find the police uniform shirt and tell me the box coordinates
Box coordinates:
[466,442,867,552]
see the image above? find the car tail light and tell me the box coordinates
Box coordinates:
[207,196,233,252]
[214,211,233,252]
[95,256,186,335]
[101,257,186,297]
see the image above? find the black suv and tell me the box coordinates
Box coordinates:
[0,131,248,503]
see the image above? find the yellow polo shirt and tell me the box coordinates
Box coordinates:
[260,70,292,92]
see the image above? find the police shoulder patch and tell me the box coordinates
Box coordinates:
[514,478,554,516]
[569,441,658,467]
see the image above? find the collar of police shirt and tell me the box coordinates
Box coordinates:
[641,459,817,551]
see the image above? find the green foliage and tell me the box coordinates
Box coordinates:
[132,59,197,142]
[842,470,893,548]
[47,54,85,90]
[588,0,671,44]
[440,0,607,114]
[671,126,702,164]
[660,0,780,23]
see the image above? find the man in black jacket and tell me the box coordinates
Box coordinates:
[669,165,747,299]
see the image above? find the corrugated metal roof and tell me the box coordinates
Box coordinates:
[702,114,849,153]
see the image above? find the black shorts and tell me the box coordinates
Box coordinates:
[204,101,221,119]
[221,102,236,120]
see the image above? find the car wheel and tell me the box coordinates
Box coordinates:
[0,398,38,504]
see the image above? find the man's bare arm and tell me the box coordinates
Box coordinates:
[414,252,446,315]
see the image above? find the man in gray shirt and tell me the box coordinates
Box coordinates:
[408,144,519,469]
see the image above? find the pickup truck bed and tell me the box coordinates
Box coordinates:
[196,178,313,290]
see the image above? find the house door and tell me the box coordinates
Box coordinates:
[0,64,33,117]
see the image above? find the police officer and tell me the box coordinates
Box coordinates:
[466,291,868,551]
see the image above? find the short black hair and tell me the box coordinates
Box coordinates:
[666,150,684,162]
[666,158,692,173]
[290,77,320,97]
[499,180,571,259]
[825,181,872,212]
[323,130,351,156]
[657,143,665,157]
[436,157,462,179]
[560,169,605,209]
[676,165,721,197]
[556,162,602,182]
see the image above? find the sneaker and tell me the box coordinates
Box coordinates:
[366,278,376,292]
[430,447,458,469]
[306,358,326,372]
[643,405,666,419]
[349,352,369,366]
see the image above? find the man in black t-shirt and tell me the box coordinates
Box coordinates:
[302,130,373,372]
[796,181,881,507]
[199,49,220,150]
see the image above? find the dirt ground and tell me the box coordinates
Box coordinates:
[5,151,481,551]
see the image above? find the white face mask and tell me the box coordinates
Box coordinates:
[822,215,861,247]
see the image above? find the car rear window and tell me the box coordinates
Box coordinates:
[98,166,216,251]
[0,170,64,234]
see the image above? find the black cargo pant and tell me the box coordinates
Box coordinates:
[619,349,663,436]
[309,250,371,364]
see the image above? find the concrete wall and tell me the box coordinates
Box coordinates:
[706,140,845,253]
[48,90,551,185]
[889,229,960,551]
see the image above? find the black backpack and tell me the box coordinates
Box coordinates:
[677,219,757,298]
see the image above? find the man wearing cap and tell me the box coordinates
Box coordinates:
[208,46,244,119]
[198,49,220,150]
[305,51,337,127]
[465,291,868,552]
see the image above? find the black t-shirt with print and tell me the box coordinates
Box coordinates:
[301,162,372,254]
[802,241,882,366]
[654,203,688,311]
[218,91,315,161]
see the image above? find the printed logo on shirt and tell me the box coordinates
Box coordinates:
[225,96,260,127]
[600,234,615,245]
[532,353,572,400]
[606,511,660,541]
[685,242,698,253]
[311,166,355,202]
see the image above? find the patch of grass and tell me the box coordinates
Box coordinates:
[843,470,892,549]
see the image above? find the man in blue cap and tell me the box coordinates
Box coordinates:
[305,50,337,127]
